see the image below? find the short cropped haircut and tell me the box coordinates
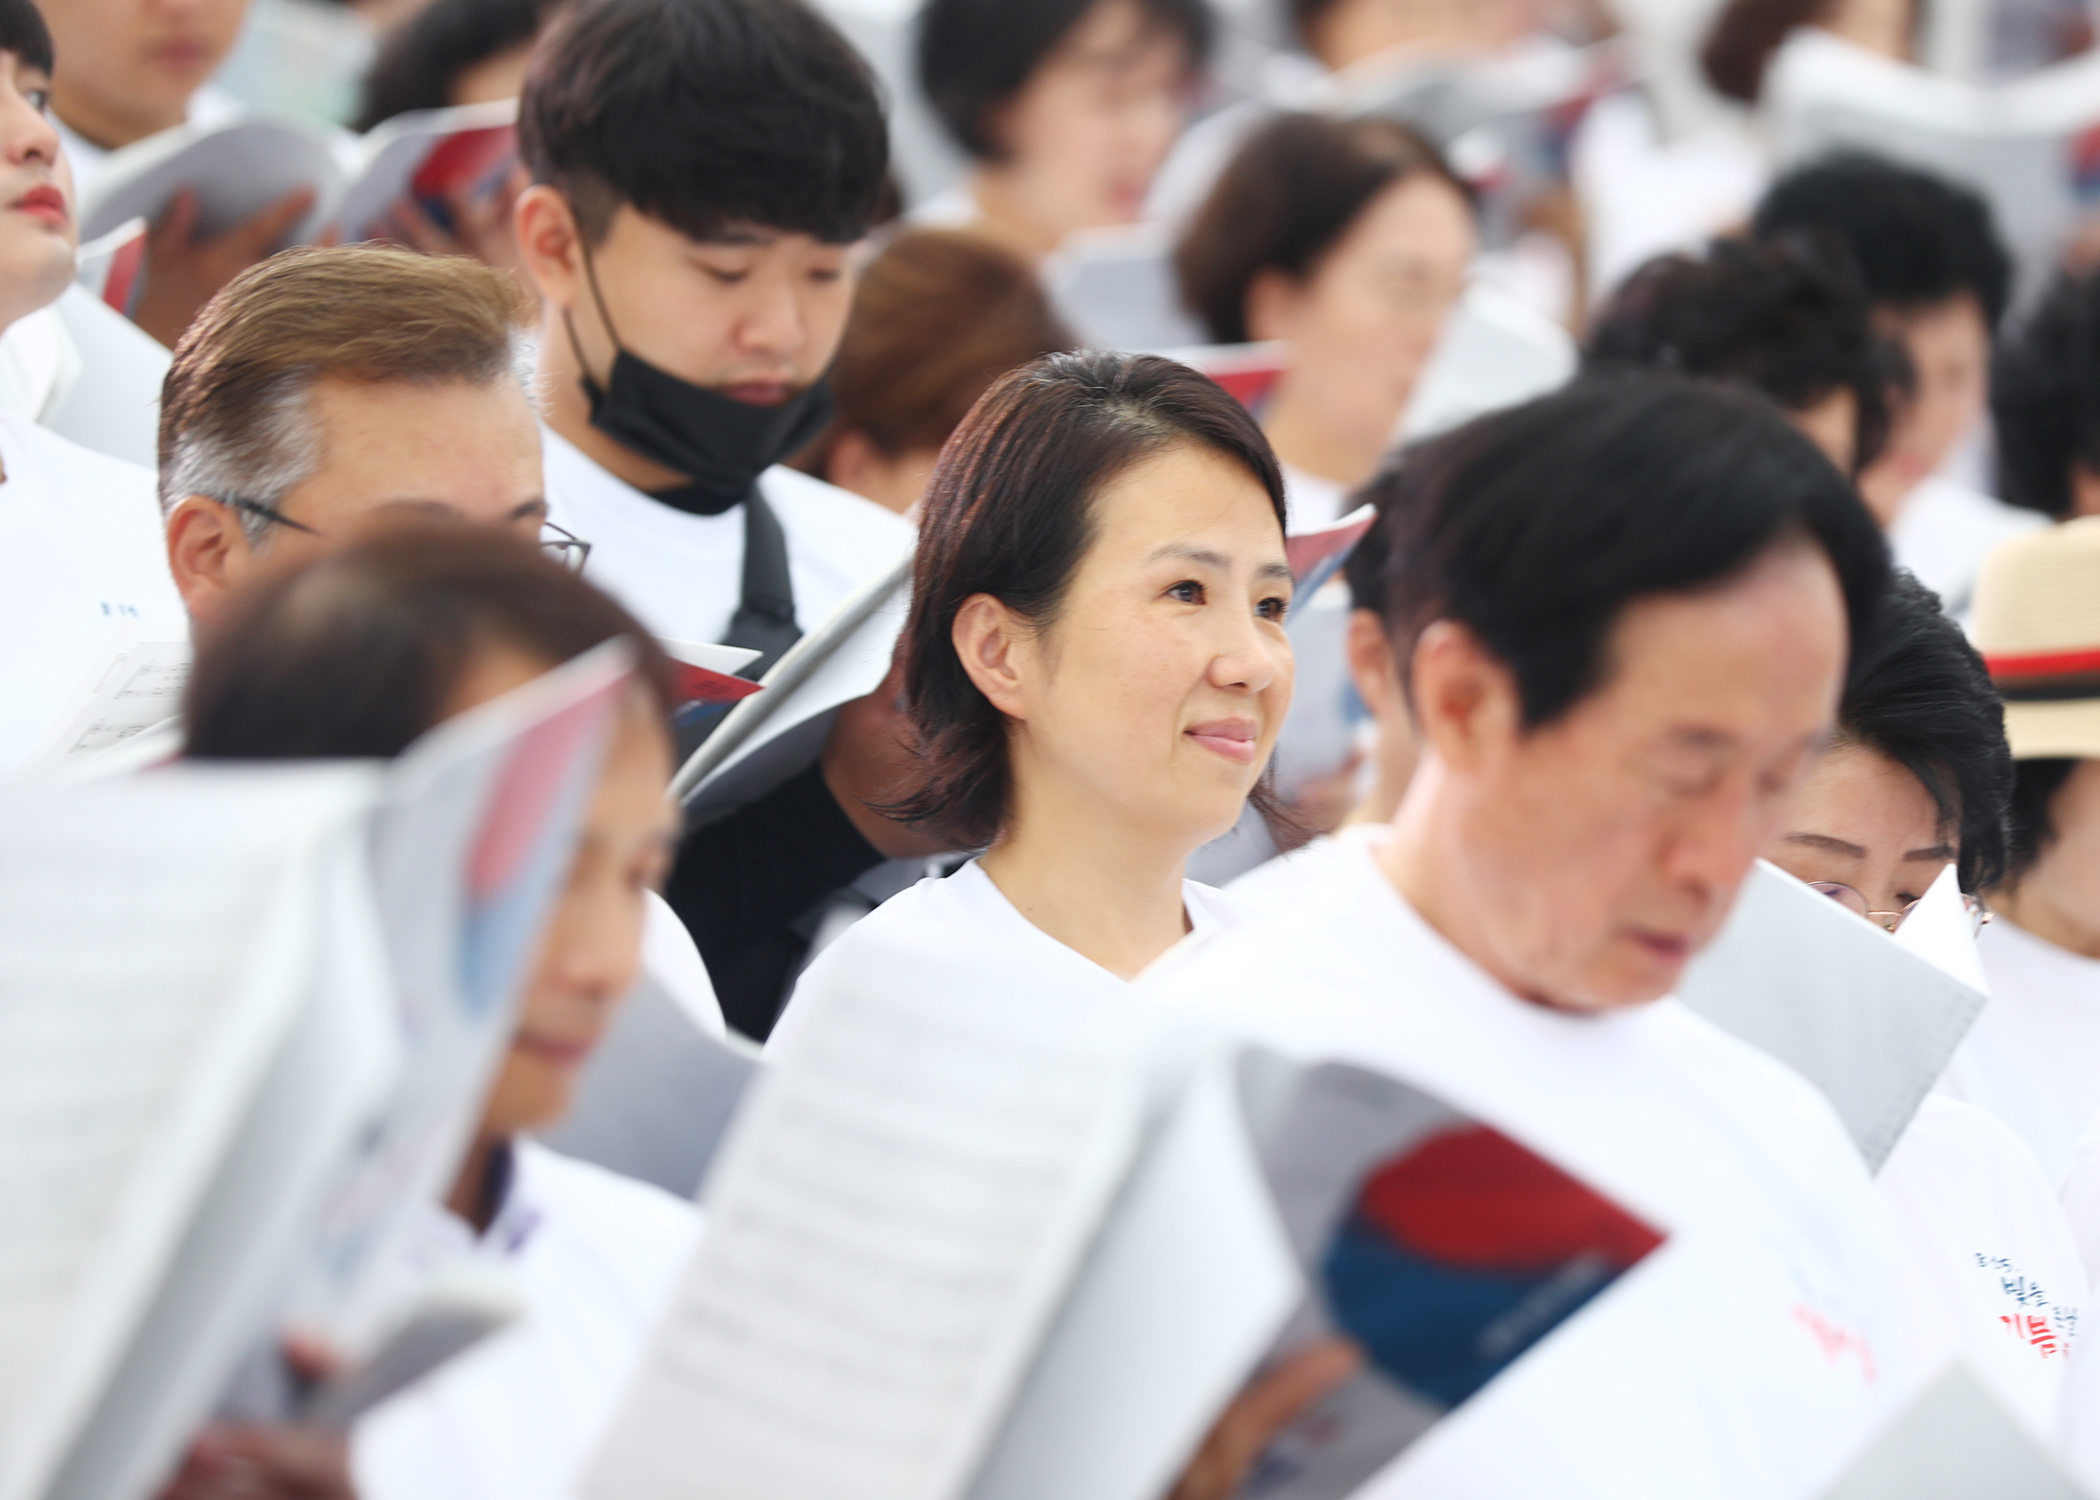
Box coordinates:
[1585,236,1902,476]
[0,0,52,73]
[1753,152,2013,328]
[355,0,562,132]
[1836,570,2013,892]
[159,245,531,539]
[520,0,888,245]
[917,0,1211,162]
[894,351,1287,849]
[185,518,679,760]
[1371,373,1890,729]
[801,229,1074,470]
[1176,112,1467,346]
[1993,268,2100,519]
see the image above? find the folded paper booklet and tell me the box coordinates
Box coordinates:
[1767,29,2100,297]
[5,643,634,1500]
[577,970,1666,1500]
[78,99,518,252]
[1677,861,1988,1173]
[671,556,911,814]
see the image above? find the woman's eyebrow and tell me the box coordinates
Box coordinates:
[1784,831,1868,859]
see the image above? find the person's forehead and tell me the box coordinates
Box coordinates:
[302,376,541,503]
[1576,552,1847,726]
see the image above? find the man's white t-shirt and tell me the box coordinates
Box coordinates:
[1876,1093,2085,1430]
[1143,838,1945,1498]
[1940,918,2100,1190]
[541,427,913,649]
[767,859,1238,1056]
[0,414,184,777]
[1889,475,2046,619]
[352,1141,702,1500]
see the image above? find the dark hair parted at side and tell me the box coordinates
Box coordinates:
[1753,152,2013,329]
[184,519,679,761]
[1993,268,2100,519]
[1584,236,1903,476]
[1369,374,1890,729]
[355,0,562,132]
[519,0,889,245]
[1837,570,2013,892]
[1175,112,1468,346]
[0,0,52,74]
[894,351,1287,848]
[917,0,1211,162]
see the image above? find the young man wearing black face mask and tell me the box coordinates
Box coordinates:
[516,0,910,672]
[516,0,939,1039]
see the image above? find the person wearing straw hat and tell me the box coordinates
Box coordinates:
[1939,517,2100,1198]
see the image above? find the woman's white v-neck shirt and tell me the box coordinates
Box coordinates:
[766,860,1238,1056]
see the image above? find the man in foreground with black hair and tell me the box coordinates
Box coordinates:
[514,0,948,1035]
[1149,375,1949,1498]
[1754,151,2041,614]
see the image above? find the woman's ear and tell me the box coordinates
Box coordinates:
[1408,618,1520,775]
[951,592,1032,719]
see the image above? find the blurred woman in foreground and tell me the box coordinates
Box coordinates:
[165,521,694,1500]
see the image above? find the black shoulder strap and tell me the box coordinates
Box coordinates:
[720,484,801,679]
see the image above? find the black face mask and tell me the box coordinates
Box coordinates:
[564,246,835,517]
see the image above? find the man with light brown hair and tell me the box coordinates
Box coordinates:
[161,244,569,626]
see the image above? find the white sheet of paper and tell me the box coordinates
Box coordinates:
[1677,860,1988,1172]
[581,964,1156,1500]
[0,764,376,1500]
[37,638,190,762]
[40,825,400,1500]
[968,1040,1303,1500]
[1891,865,1992,998]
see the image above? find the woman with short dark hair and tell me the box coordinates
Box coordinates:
[1174,112,1474,523]
[915,0,1212,260]
[770,351,1293,1049]
[166,520,703,1500]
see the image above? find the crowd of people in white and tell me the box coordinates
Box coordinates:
[13,0,2100,1496]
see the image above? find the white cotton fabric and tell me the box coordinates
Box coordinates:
[1940,919,2100,1191]
[1889,475,2047,620]
[641,890,725,1040]
[1875,1093,2084,1432]
[1143,837,1947,1499]
[541,427,913,648]
[351,1141,702,1500]
[767,859,1238,1057]
[0,413,184,777]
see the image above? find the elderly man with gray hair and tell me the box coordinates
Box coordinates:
[160,244,576,626]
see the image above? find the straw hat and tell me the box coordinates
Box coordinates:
[1972,516,2100,760]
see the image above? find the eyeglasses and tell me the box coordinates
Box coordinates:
[1807,881,1992,938]
[214,495,592,573]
